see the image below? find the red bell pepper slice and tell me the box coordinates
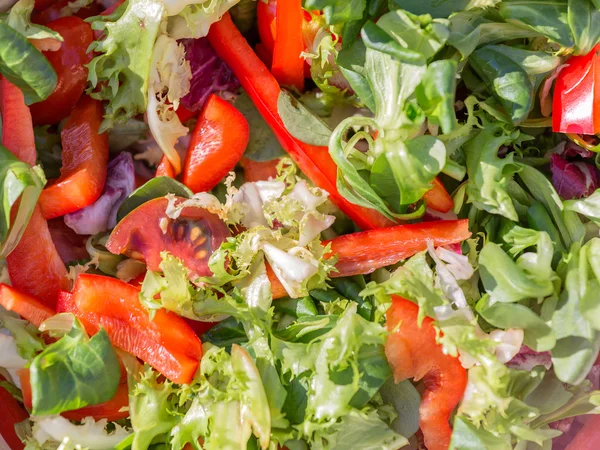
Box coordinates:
[19,369,129,422]
[0,284,55,328]
[182,94,249,193]
[552,45,600,135]
[386,296,467,450]
[423,177,454,214]
[0,78,36,166]
[240,156,280,182]
[28,17,94,126]
[0,375,28,450]
[208,13,395,230]
[1,79,69,306]
[257,0,277,56]
[270,219,471,298]
[39,96,109,220]
[156,155,176,178]
[271,0,305,90]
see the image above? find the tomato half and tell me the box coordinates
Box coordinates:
[39,96,109,219]
[28,17,94,126]
[106,197,230,278]
[0,375,28,450]
[386,296,467,450]
[182,94,250,193]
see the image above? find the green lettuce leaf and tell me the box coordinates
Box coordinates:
[5,0,63,42]
[0,311,44,361]
[29,317,120,416]
[167,0,240,39]
[415,60,457,134]
[87,0,165,131]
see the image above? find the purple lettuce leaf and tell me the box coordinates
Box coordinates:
[180,38,240,113]
[550,153,600,200]
[64,152,135,235]
[507,345,552,371]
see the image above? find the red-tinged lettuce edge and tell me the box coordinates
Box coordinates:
[550,153,600,200]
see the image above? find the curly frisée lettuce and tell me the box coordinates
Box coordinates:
[87,0,165,131]
[167,0,241,39]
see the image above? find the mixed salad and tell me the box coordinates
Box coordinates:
[1,0,600,449]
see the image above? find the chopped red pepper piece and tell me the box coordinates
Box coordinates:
[423,177,454,214]
[0,374,28,450]
[0,78,36,166]
[553,44,600,135]
[156,155,176,178]
[39,96,109,219]
[386,296,467,450]
[0,284,55,328]
[208,13,395,230]
[182,94,249,193]
[240,157,280,182]
[271,0,305,90]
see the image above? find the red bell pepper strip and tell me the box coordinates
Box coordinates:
[0,375,28,450]
[386,295,467,450]
[156,155,175,178]
[28,17,94,126]
[39,96,109,220]
[183,94,250,193]
[271,0,305,90]
[270,219,471,298]
[19,369,129,422]
[257,0,277,56]
[0,284,55,328]
[0,78,36,166]
[552,44,600,135]
[240,156,280,182]
[208,13,395,230]
[423,177,454,214]
[1,79,69,306]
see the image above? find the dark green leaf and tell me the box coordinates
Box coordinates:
[415,60,457,134]
[236,92,285,162]
[277,90,332,147]
[34,126,62,180]
[361,20,426,65]
[282,374,309,425]
[201,317,248,348]
[568,0,600,55]
[303,0,367,24]
[389,0,469,18]
[116,176,192,223]
[30,318,120,415]
[336,40,376,111]
[499,0,574,48]
[349,344,391,409]
[0,23,57,105]
[0,144,46,258]
[274,297,318,318]
[379,379,420,438]
[469,46,534,125]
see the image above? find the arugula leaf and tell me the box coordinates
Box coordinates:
[30,317,120,416]
[87,0,165,131]
[0,23,57,105]
[465,123,520,221]
[499,0,575,49]
[415,60,457,134]
[116,176,192,223]
[0,144,46,258]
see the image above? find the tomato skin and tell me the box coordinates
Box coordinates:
[423,177,454,213]
[32,0,103,25]
[106,197,231,278]
[240,157,280,182]
[553,45,600,135]
[28,17,94,126]
[208,14,395,230]
[0,78,37,166]
[20,369,129,422]
[0,375,28,450]
[0,284,55,328]
[257,0,277,56]
[182,94,250,193]
[386,296,467,450]
[271,0,305,90]
[39,96,109,219]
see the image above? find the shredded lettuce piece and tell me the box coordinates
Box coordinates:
[167,0,240,39]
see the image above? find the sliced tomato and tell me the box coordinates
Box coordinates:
[182,94,249,193]
[156,155,175,178]
[240,157,280,182]
[552,44,600,135]
[0,375,28,450]
[386,296,467,450]
[271,0,305,90]
[19,368,129,422]
[423,177,454,213]
[208,13,396,230]
[0,284,55,328]
[59,281,201,385]
[28,17,94,126]
[0,78,36,166]
[39,96,109,219]
[106,196,230,278]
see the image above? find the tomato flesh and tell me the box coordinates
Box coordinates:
[106,197,231,278]
[386,296,467,450]
[182,94,250,193]
[29,17,94,126]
